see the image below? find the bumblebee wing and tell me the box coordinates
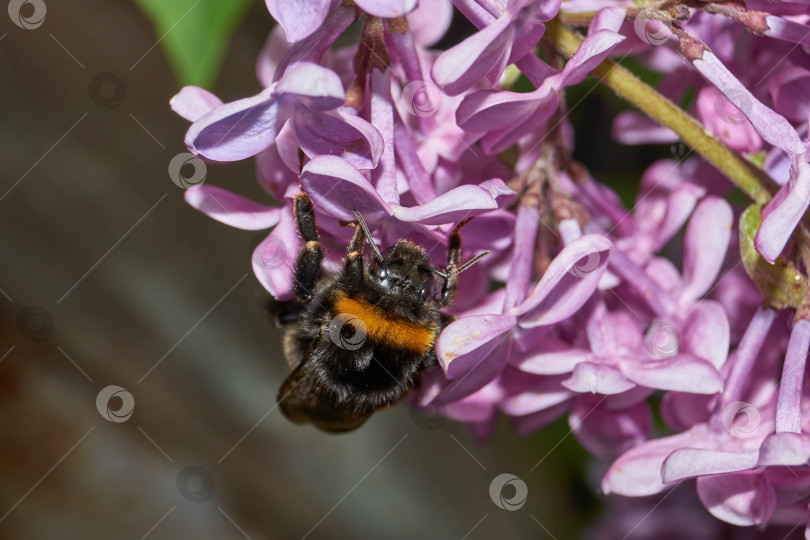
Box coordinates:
[277,362,372,433]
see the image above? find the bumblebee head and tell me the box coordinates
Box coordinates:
[367,239,435,302]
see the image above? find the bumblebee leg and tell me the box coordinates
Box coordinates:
[344,222,366,288]
[439,218,472,307]
[293,193,323,302]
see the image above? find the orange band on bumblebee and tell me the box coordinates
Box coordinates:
[333,293,436,355]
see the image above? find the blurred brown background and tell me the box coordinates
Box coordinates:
[0,1,596,539]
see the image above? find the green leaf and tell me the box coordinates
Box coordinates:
[132,0,253,88]
[740,204,807,310]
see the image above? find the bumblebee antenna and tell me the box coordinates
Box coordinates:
[352,209,385,263]
[456,250,490,274]
[427,251,491,281]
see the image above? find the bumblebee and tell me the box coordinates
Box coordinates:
[275,193,487,432]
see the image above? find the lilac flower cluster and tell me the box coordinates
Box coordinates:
[171,0,810,533]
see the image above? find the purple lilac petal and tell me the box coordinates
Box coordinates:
[691,52,805,156]
[456,86,556,133]
[680,301,730,370]
[696,85,762,153]
[696,472,776,526]
[680,196,733,303]
[370,69,398,204]
[764,16,810,47]
[756,159,810,263]
[563,362,636,394]
[255,143,298,198]
[273,122,302,173]
[500,384,572,416]
[612,112,679,144]
[480,98,561,153]
[272,7,357,81]
[256,27,289,87]
[603,427,711,496]
[546,29,624,90]
[444,384,499,423]
[517,235,612,327]
[431,15,514,96]
[619,355,723,394]
[185,88,290,162]
[291,109,383,170]
[512,402,570,436]
[757,432,810,466]
[722,307,776,404]
[252,203,300,300]
[571,398,651,458]
[513,348,591,375]
[479,179,516,204]
[662,449,760,483]
[436,313,517,378]
[354,0,417,17]
[406,0,453,47]
[504,205,539,309]
[651,182,705,252]
[769,66,810,123]
[457,210,516,251]
[589,6,625,34]
[170,86,223,122]
[265,0,331,43]
[393,121,437,204]
[185,186,283,230]
[276,62,346,109]
[775,318,810,433]
[300,156,391,223]
[660,392,715,431]
[435,342,512,404]
[391,184,499,225]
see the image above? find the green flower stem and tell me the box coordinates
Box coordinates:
[543,19,776,205]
